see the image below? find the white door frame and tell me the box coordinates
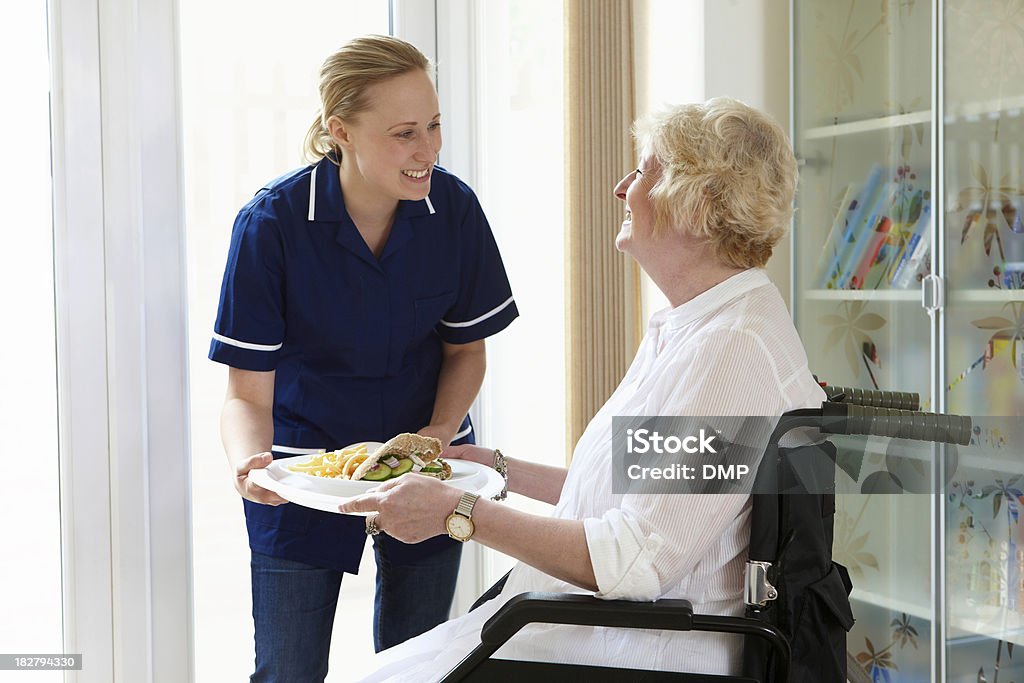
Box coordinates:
[50,0,192,679]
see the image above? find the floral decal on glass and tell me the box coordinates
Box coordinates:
[814,0,921,119]
[835,507,881,580]
[856,636,898,681]
[883,98,926,161]
[948,468,1020,682]
[891,613,919,649]
[820,301,887,387]
[948,303,1024,394]
[950,162,1023,263]
[946,0,1024,90]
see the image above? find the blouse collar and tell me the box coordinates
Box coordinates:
[653,268,772,331]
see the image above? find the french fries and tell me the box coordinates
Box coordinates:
[287,443,371,480]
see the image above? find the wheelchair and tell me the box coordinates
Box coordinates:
[439,386,972,683]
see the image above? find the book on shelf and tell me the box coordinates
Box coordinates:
[814,183,856,287]
[1001,210,1024,289]
[818,165,885,289]
[835,176,898,289]
[881,189,924,277]
[848,216,892,289]
[816,164,932,291]
[857,187,924,290]
[890,199,932,289]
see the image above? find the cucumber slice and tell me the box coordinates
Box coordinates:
[361,463,392,481]
[390,458,414,477]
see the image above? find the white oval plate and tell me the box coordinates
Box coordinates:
[248,447,505,515]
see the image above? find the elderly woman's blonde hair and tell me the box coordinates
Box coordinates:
[634,98,798,269]
[304,35,434,163]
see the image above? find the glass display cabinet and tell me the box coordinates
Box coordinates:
[791,1,1024,680]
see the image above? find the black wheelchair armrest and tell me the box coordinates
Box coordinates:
[442,592,791,682]
[481,592,697,641]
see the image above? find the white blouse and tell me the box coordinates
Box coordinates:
[356,268,825,682]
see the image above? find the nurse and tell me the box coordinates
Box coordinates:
[209,35,518,682]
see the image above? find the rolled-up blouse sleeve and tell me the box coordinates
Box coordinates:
[584,493,750,601]
[584,325,797,601]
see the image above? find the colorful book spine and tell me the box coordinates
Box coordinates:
[815,184,856,286]
[882,190,923,277]
[819,166,885,289]
[890,200,932,289]
[1001,204,1024,289]
[836,176,895,289]
[849,216,893,289]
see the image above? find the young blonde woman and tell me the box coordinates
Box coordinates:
[209,35,518,681]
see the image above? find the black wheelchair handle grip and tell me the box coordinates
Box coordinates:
[822,385,920,411]
[821,403,972,445]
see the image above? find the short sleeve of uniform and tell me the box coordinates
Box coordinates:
[437,186,519,344]
[208,200,287,371]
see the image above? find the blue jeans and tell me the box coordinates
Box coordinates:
[250,537,463,682]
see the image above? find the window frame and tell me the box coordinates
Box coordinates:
[50,0,192,679]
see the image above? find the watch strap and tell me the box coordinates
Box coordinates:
[455,491,479,519]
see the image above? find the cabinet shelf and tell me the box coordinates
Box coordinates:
[855,589,1024,647]
[804,111,931,140]
[948,604,1024,648]
[945,94,1024,124]
[802,94,1024,140]
[950,289,1024,303]
[802,288,1024,303]
[852,587,931,621]
[803,289,919,301]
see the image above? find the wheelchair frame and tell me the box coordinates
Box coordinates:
[438,389,970,683]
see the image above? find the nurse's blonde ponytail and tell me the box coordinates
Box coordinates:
[304,35,434,164]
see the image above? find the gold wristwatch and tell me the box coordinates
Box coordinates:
[445,491,479,542]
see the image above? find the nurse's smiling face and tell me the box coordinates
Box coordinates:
[330,69,442,208]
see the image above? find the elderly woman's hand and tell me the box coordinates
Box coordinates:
[338,475,463,543]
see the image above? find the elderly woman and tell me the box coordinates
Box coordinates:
[340,97,825,680]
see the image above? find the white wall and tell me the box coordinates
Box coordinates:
[703,0,793,306]
[637,0,792,317]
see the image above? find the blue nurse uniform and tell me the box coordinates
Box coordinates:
[210,155,518,572]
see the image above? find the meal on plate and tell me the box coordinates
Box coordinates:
[287,433,452,482]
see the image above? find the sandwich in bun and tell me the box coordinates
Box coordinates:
[352,433,452,482]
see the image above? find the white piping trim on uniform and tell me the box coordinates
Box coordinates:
[308,165,318,221]
[440,296,515,328]
[452,423,472,441]
[212,332,283,352]
[425,196,436,214]
[272,445,327,455]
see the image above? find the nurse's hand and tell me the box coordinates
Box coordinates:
[338,475,462,544]
[234,452,288,505]
[417,424,457,448]
[441,444,496,466]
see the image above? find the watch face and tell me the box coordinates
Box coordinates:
[446,514,474,540]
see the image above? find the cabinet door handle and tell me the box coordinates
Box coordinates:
[921,273,943,313]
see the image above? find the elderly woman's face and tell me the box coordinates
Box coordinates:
[613,154,660,255]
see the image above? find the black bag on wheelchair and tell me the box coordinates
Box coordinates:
[741,440,855,683]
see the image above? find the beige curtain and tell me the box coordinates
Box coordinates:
[565,0,644,462]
